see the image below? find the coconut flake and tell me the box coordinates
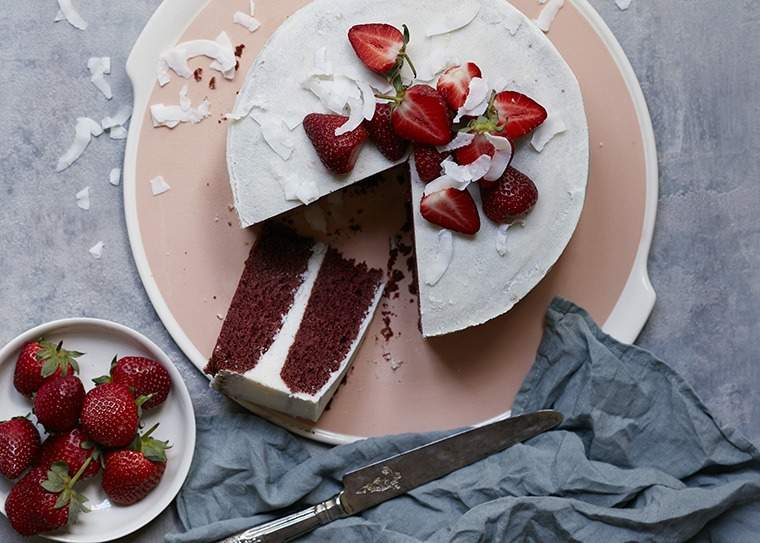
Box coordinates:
[109,168,121,186]
[483,134,513,181]
[535,0,564,33]
[313,46,333,74]
[150,176,171,196]
[335,97,365,136]
[54,10,65,22]
[250,109,294,160]
[531,112,567,152]
[109,126,128,140]
[496,224,512,257]
[616,0,632,10]
[249,0,256,15]
[273,166,319,204]
[76,186,90,210]
[303,205,327,233]
[437,132,475,152]
[454,77,490,122]
[503,10,524,35]
[425,230,454,286]
[157,32,236,86]
[56,117,102,172]
[89,241,104,260]
[87,57,112,100]
[233,11,261,33]
[56,0,87,30]
[443,154,492,182]
[101,105,132,130]
[426,2,481,37]
[151,85,211,128]
[357,79,377,121]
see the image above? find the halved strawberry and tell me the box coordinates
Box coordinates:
[492,91,548,141]
[391,85,453,146]
[348,24,406,74]
[480,166,539,223]
[420,188,480,235]
[454,134,496,166]
[436,63,482,111]
[303,113,369,174]
[414,145,450,183]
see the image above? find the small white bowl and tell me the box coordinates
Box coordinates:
[0,318,196,542]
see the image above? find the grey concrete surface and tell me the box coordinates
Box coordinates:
[1,1,759,541]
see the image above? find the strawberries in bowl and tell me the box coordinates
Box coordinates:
[95,356,172,410]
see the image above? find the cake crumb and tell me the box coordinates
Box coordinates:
[208,76,216,90]
[193,68,203,82]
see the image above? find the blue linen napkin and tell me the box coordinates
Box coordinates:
[166,298,760,542]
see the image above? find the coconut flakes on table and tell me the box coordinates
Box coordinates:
[531,112,567,152]
[150,84,211,128]
[454,77,490,122]
[425,230,454,286]
[109,126,128,140]
[87,57,112,100]
[101,105,132,130]
[616,0,632,10]
[109,168,121,186]
[89,241,104,260]
[56,117,103,172]
[535,0,564,33]
[55,0,87,30]
[156,32,236,86]
[425,2,481,37]
[233,11,261,33]
[75,186,90,210]
[150,176,171,196]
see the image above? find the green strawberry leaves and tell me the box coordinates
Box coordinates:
[37,339,84,378]
[131,423,171,464]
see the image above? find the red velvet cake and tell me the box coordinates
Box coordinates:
[206,223,384,421]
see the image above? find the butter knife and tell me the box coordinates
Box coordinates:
[218,410,562,543]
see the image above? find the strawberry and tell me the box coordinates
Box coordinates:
[348,23,408,74]
[80,383,143,448]
[481,166,539,223]
[420,188,480,235]
[365,102,409,162]
[413,145,450,183]
[0,417,41,480]
[14,339,82,397]
[454,133,496,166]
[391,85,453,146]
[436,63,482,111]
[94,356,172,410]
[303,113,369,175]
[34,375,85,434]
[492,91,548,141]
[5,461,90,536]
[38,428,100,480]
[101,423,170,506]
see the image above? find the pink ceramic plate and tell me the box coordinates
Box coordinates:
[124,0,657,444]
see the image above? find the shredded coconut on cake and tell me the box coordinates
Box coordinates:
[425,2,481,37]
[425,230,454,286]
[531,112,567,152]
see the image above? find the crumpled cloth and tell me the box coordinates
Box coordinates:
[167,298,760,543]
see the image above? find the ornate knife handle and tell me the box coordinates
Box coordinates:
[217,493,349,543]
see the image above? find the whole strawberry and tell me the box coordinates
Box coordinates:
[102,423,170,506]
[5,461,90,536]
[303,113,369,174]
[34,375,85,434]
[95,356,172,410]
[80,383,142,448]
[0,417,41,480]
[413,145,450,183]
[481,167,539,224]
[365,103,409,162]
[14,339,82,397]
[38,428,100,480]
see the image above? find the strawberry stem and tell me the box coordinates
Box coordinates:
[69,455,93,487]
[142,422,160,440]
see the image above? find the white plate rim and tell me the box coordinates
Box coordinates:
[0,318,196,543]
[122,0,658,445]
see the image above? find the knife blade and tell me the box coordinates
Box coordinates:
[218,410,562,543]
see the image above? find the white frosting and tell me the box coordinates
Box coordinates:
[212,245,385,421]
[56,117,102,172]
[56,0,87,30]
[109,168,121,186]
[157,32,236,86]
[535,0,564,33]
[87,57,112,100]
[150,176,171,196]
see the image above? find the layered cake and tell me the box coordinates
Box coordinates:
[227,0,589,339]
[206,224,384,421]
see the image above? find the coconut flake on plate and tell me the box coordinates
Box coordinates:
[249,0,256,15]
[425,230,454,286]
[233,11,261,33]
[425,1,481,37]
[150,176,171,196]
[87,57,112,100]
[56,117,102,172]
[109,168,121,186]
[89,241,104,260]
[531,112,567,152]
[250,109,294,160]
[616,0,632,10]
[56,0,87,30]
[495,223,512,257]
[535,0,564,33]
[75,186,90,210]
[157,32,236,86]
[454,77,490,122]
[101,105,132,130]
[437,132,475,152]
[151,84,211,128]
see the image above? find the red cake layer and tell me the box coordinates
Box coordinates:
[205,223,314,376]
[280,248,384,395]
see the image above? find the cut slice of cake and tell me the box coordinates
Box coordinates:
[206,223,384,421]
